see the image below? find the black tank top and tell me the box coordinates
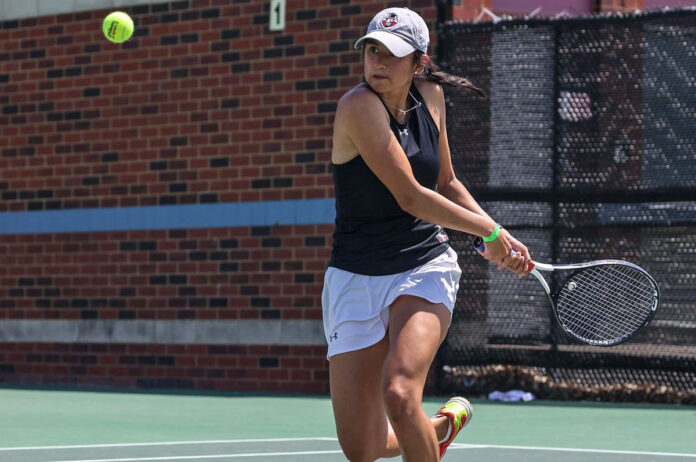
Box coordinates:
[329,81,449,276]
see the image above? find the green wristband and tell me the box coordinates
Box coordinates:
[482,224,501,243]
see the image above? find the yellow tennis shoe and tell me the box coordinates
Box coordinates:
[435,396,473,459]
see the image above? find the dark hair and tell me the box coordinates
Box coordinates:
[414,51,486,99]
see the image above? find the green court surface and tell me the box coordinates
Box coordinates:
[0,388,694,461]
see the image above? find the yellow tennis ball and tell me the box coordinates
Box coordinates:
[103,11,134,44]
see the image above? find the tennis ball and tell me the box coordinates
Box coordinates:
[103,11,134,44]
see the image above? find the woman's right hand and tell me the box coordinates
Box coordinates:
[479,232,525,271]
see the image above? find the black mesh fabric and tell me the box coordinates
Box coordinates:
[437,10,696,403]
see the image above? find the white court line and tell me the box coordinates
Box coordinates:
[45,451,345,462]
[0,438,338,451]
[4,439,694,460]
[35,446,696,462]
[449,443,696,458]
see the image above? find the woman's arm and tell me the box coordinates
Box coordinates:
[335,86,516,267]
[421,82,530,274]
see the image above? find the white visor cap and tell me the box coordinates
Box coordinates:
[354,8,429,58]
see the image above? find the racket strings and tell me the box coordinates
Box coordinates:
[559,268,653,340]
[560,268,653,336]
[564,270,648,335]
[555,265,656,344]
[559,283,645,341]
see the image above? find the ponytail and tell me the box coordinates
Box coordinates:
[415,52,486,99]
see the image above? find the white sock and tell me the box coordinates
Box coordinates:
[438,417,453,445]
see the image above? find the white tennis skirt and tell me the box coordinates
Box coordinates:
[321,246,462,358]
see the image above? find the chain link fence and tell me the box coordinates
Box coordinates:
[438,9,696,403]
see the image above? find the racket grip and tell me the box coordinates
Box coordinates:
[472,237,536,271]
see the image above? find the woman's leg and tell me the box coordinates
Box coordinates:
[329,334,401,461]
[382,294,451,462]
[329,296,453,462]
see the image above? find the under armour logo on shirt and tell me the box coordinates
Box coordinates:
[398,128,408,137]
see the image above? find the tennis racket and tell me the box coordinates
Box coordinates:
[473,237,660,346]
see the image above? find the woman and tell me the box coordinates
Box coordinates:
[322,7,532,461]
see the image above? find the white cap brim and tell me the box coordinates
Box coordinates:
[353,30,416,58]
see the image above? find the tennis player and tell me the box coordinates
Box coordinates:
[322,7,531,461]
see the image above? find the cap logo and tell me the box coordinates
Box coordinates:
[381,12,398,28]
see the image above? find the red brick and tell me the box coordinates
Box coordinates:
[0,0,443,394]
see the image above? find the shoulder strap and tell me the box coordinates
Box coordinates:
[410,80,440,136]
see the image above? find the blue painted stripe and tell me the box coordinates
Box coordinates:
[598,202,696,225]
[0,199,336,235]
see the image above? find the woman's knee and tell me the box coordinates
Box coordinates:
[382,374,419,424]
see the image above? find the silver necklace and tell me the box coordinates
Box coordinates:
[384,91,421,116]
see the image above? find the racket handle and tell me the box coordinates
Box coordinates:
[472,237,536,271]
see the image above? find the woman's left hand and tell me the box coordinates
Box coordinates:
[502,229,532,276]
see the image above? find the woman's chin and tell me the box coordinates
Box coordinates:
[366,77,389,90]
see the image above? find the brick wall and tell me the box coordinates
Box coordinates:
[488,0,654,17]
[597,0,646,12]
[0,0,441,393]
[452,0,493,21]
[0,226,330,320]
[0,342,329,392]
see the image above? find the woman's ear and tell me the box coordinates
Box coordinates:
[415,54,430,74]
